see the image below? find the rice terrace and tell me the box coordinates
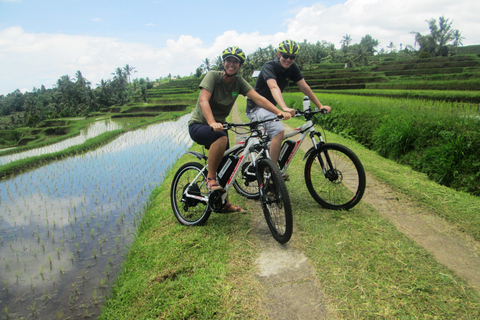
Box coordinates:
[1,42,480,319]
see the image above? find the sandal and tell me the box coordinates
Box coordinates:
[207,177,223,191]
[221,203,246,214]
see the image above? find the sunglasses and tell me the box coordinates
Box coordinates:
[281,53,296,60]
[224,58,240,64]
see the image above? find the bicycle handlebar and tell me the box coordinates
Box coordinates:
[295,108,328,117]
[210,115,283,131]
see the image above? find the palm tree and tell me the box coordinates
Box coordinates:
[452,30,464,54]
[213,56,224,71]
[411,16,461,57]
[123,64,137,83]
[387,42,396,53]
[340,34,352,53]
[201,58,213,72]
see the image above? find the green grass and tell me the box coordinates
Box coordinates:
[283,92,480,197]
[318,88,480,105]
[99,143,266,319]
[100,96,480,319]
[282,124,480,318]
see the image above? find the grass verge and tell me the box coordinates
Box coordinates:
[101,97,480,319]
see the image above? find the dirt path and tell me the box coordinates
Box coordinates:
[362,176,480,291]
[231,103,480,318]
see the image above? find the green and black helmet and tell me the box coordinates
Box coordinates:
[221,46,246,64]
[278,39,300,55]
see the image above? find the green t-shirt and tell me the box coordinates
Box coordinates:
[189,71,253,125]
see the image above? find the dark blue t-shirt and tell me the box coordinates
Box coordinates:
[246,57,303,113]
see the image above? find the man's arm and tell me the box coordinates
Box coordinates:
[266,79,295,116]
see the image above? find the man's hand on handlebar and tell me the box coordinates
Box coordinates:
[283,107,296,117]
[277,111,292,120]
[320,105,332,113]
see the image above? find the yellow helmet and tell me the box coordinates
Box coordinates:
[221,46,246,64]
[278,40,300,55]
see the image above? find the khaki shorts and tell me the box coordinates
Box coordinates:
[247,107,285,139]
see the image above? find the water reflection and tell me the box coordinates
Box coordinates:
[0,114,192,319]
[0,118,129,165]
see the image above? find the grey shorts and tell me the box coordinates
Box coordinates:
[247,107,284,139]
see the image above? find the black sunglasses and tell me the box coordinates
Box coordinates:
[281,53,296,60]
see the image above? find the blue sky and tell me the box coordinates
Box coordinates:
[1,0,479,95]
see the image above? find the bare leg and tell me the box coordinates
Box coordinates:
[269,131,285,165]
[207,136,228,180]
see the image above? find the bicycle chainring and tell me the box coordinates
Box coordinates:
[208,189,226,212]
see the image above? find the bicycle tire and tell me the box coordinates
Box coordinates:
[232,146,261,199]
[258,158,293,244]
[171,162,211,225]
[304,143,365,210]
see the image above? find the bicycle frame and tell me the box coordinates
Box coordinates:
[182,127,267,211]
[277,114,324,176]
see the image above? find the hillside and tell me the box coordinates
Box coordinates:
[291,47,480,98]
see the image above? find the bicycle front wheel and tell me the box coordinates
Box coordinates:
[171,162,211,226]
[258,159,293,244]
[304,143,365,210]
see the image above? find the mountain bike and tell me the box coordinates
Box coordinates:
[170,117,293,244]
[233,97,366,210]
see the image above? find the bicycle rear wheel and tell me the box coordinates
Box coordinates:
[232,146,261,199]
[304,143,365,210]
[258,159,293,244]
[171,162,211,225]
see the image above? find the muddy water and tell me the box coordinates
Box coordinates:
[0,114,192,319]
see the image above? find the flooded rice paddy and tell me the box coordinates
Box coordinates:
[0,118,138,166]
[0,114,192,319]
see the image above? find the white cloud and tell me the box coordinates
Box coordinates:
[1,0,479,95]
[0,27,206,93]
[284,0,480,49]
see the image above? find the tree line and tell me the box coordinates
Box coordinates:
[0,16,464,129]
[196,16,464,79]
[0,64,155,128]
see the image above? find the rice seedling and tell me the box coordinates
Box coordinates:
[72,282,79,294]
[93,289,98,305]
[29,301,37,319]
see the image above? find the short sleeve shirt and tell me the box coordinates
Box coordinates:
[189,71,253,125]
[246,57,304,113]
